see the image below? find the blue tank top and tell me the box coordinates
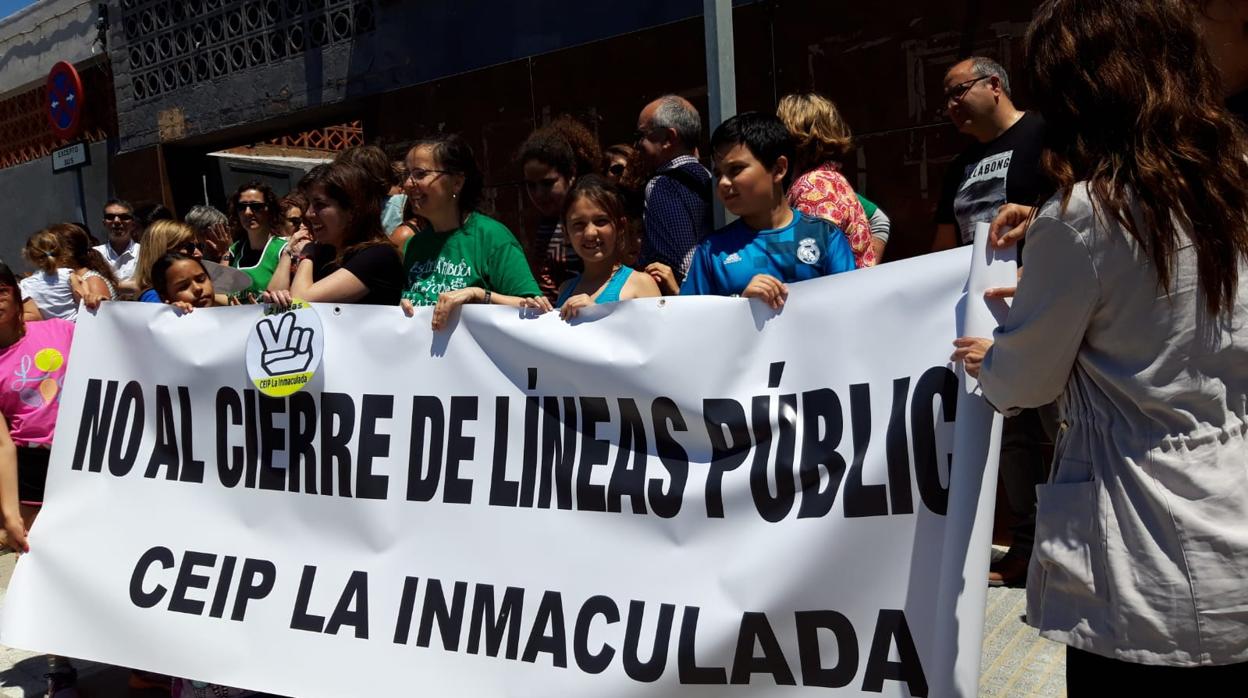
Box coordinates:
[555,266,634,308]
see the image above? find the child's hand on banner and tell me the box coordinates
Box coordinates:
[742,274,788,310]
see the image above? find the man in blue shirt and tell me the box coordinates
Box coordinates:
[680,112,856,307]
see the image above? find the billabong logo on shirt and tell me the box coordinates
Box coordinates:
[797,238,820,265]
[959,150,1013,190]
[724,252,743,264]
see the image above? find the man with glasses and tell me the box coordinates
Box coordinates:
[932,57,1046,252]
[934,58,1053,590]
[94,199,141,281]
[634,95,713,289]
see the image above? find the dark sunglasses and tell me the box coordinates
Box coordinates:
[176,241,203,255]
[943,75,992,104]
[104,213,134,221]
[286,216,303,227]
[239,201,268,212]
[608,163,626,176]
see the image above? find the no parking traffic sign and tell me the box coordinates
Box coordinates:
[46,61,84,140]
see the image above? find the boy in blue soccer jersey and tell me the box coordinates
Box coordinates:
[679,112,856,308]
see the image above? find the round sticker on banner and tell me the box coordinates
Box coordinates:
[245,300,324,397]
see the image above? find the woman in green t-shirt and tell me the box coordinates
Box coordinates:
[223,180,287,296]
[399,134,549,330]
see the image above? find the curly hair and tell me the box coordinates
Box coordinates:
[279,193,307,218]
[1026,0,1248,315]
[518,116,602,180]
[776,93,855,173]
[226,181,283,243]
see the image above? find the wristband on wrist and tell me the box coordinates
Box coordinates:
[482,289,492,305]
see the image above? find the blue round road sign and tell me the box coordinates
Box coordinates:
[47,61,84,140]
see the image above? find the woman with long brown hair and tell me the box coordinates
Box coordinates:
[266,161,404,305]
[953,0,1248,692]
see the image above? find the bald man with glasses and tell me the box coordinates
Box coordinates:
[932,57,1047,253]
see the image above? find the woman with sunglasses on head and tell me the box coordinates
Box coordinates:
[518,117,603,302]
[224,181,287,296]
[952,0,1248,691]
[399,134,547,330]
[265,161,404,306]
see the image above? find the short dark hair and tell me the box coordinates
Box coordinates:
[134,202,175,228]
[710,111,796,188]
[409,134,484,215]
[151,252,209,302]
[104,198,133,213]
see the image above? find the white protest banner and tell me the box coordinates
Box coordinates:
[1,246,999,697]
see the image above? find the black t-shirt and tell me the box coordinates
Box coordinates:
[936,111,1048,245]
[310,242,404,306]
[236,243,263,268]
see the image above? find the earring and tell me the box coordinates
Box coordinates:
[453,192,459,199]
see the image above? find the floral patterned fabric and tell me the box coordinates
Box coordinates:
[787,163,876,268]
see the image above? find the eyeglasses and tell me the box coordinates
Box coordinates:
[608,163,626,177]
[406,168,454,183]
[943,75,992,104]
[286,216,303,227]
[103,213,134,222]
[239,201,268,212]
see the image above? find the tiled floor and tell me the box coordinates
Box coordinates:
[978,584,1066,697]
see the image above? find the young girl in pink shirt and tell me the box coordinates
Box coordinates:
[0,262,77,695]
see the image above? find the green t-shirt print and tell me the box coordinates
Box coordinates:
[400,212,542,306]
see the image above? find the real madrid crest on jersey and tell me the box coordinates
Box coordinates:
[797,237,821,265]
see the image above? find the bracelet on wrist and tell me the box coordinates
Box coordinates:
[481,289,492,305]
